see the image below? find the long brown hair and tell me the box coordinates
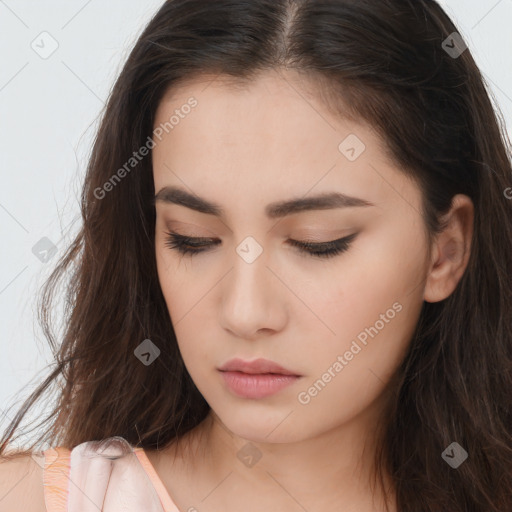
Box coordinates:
[1,1,511,510]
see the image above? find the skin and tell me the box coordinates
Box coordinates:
[149,68,474,512]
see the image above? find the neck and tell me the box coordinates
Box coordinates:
[171,396,396,511]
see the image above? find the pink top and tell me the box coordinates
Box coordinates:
[41,436,180,511]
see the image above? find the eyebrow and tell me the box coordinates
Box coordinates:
[153,186,374,219]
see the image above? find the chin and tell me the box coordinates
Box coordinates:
[215,406,311,444]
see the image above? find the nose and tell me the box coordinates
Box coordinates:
[217,246,287,340]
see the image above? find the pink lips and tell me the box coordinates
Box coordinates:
[218,357,301,399]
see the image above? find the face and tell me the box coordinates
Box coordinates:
[152,69,431,444]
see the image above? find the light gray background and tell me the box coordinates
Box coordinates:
[1,1,511,438]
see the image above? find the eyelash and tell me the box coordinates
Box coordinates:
[163,231,357,259]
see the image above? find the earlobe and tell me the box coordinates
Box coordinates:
[423,194,474,303]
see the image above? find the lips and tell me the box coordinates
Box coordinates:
[218,357,300,376]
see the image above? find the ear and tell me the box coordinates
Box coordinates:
[424,194,474,303]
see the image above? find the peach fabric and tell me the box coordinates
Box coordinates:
[132,449,180,512]
[42,437,180,512]
[42,447,70,512]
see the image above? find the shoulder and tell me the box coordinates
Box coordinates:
[0,437,133,512]
[0,451,47,512]
[1,437,163,512]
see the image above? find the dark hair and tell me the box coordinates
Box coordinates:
[1,1,511,510]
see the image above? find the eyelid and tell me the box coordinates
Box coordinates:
[165,231,352,245]
[163,222,218,237]
[163,230,358,260]
[292,235,348,244]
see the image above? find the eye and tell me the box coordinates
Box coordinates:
[287,233,357,259]
[164,231,358,260]
[164,232,220,256]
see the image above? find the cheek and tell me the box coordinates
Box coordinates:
[155,251,216,367]
[292,276,422,436]
[155,241,197,311]
[155,248,190,337]
[297,230,426,377]
[293,296,421,434]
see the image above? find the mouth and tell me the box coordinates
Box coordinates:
[217,358,302,399]
[218,357,300,376]
[218,371,301,399]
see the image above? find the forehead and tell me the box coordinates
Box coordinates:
[151,70,417,217]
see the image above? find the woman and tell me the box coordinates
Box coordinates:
[1,0,511,511]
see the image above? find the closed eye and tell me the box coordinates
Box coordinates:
[163,231,358,260]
